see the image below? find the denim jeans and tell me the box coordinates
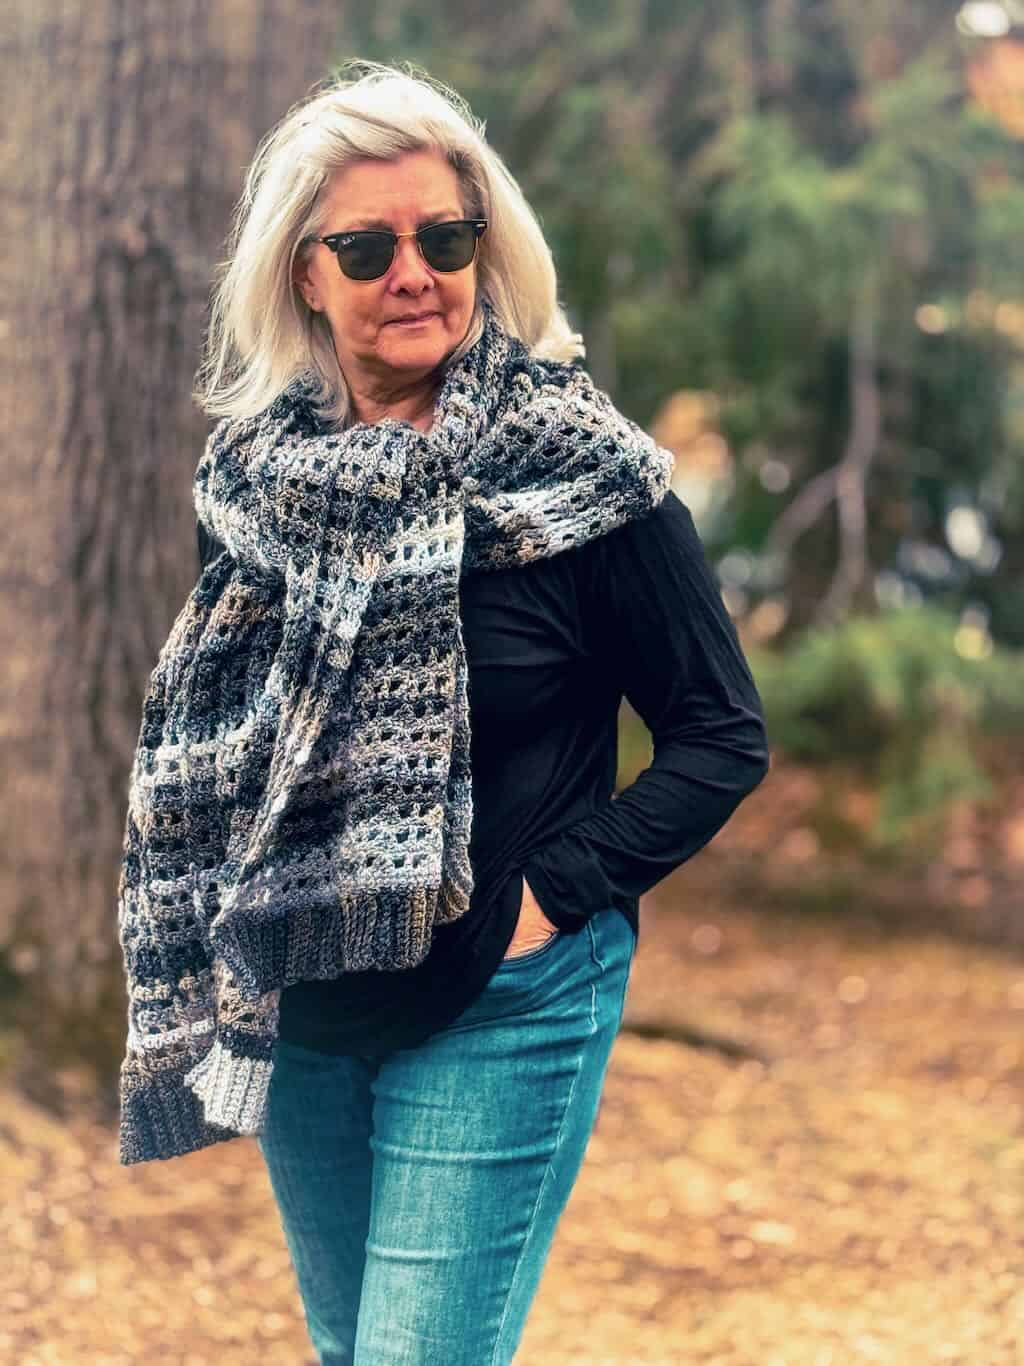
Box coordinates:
[256,905,636,1365]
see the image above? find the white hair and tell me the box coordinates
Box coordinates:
[192,59,585,428]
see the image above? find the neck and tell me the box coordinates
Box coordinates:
[347,370,440,432]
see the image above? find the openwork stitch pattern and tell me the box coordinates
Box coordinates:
[115,304,674,1164]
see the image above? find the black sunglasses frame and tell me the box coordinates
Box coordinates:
[312,219,488,281]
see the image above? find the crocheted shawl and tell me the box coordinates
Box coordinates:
[116,303,673,1164]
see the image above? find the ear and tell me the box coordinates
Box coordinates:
[292,249,320,312]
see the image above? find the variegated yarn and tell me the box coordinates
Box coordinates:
[116,302,673,1163]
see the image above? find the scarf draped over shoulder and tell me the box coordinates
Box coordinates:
[115,301,674,1163]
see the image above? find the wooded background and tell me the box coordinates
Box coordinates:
[1,0,1022,1095]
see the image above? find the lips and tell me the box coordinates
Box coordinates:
[386,312,440,325]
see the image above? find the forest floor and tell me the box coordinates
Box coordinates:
[3,770,1024,1365]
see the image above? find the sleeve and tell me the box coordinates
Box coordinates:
[520,489,770,931]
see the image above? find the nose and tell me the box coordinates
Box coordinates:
[386,234,434,294]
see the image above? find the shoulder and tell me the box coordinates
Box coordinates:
[503,342,589,401]
[586,488,702,566]
[201,372,327,458]
[572,488,712,622]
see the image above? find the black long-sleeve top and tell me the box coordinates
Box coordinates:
[196,488,770,1056]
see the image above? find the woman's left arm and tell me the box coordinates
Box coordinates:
[521,489,771,931]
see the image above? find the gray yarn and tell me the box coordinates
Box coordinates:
[116,304,673,1164]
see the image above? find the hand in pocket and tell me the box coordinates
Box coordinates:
[503,873,560,960]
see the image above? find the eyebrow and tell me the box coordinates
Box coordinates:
[337,210,464,232]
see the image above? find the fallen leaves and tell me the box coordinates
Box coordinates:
[3,878,1024,1363]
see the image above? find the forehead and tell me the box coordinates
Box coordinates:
[321,149,464,228]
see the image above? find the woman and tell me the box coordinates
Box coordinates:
[116,61,770,1364]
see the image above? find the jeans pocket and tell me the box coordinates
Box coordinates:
[496,927,563,969]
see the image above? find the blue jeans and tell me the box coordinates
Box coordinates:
[256,906,636,1365]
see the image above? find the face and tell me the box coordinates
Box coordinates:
[295,148,479,396]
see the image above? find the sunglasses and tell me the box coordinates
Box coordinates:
[311,218,488,282]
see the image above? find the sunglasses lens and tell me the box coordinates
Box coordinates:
[335,232,394,281]
[420,221,479,272]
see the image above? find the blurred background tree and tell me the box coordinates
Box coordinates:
[1,0,1023,1100]
[342,0,1024,646]
[1,18,1020,1355]
[335,0,1024,854]
[0,0,339,1080]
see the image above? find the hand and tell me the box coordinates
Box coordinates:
[503,874,560,960]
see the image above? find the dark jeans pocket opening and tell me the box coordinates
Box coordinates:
[497,928,563,969]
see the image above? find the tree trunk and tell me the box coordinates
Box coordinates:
[0,0,338,1082]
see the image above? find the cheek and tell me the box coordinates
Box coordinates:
[446,273,476,320]
[331,287,376,339]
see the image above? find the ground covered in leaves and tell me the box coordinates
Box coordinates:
[4,842,1023,1366]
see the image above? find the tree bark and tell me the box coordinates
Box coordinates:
[0,0,337,1072]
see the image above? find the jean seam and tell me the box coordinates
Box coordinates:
[587,912,605,971]
[488,923,600,1366]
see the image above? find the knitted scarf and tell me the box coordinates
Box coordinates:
[116,303,673,1164]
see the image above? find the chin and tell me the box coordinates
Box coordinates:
[379,335,451,372]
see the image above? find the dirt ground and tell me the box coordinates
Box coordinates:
[4,846,1023,1366]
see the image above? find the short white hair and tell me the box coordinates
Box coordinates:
[193,59,585,428]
